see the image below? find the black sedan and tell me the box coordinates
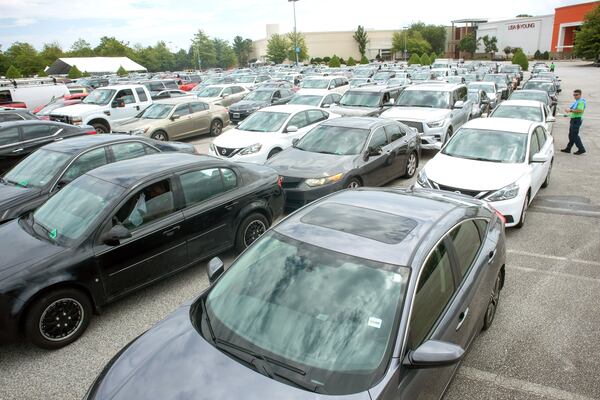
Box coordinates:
[228,88,294,124]
[85,188,506,400]
[0,119,96,173]
[266,117,419,211]
[0,134,196,224]
[0,153,283,348]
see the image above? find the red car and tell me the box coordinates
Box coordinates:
[33,93,88,120]
[178,74,202,91]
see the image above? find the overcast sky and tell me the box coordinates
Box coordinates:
[0,0,590,51]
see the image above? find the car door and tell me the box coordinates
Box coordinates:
[94,177,187,297]
[177,167,240,264]
[231,86,247,104]
[190,102,212,135]
[135,87,152,112]
[111,89,140,124]
[0,126,27,172]
[528,128,545,197]
[542,105,554,134]
[535,126,553,184]
[18,123,63,157]
[55,146,110,190]
[283,111,311,144]
[220,87,234,107]
[384,123,409,178]
[169,103,195,139]
[360,126,393,186]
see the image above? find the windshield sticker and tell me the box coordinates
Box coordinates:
[316,314,328,322]
[49,229,57,239]
[17,180,28,187]
[368,317,382,329]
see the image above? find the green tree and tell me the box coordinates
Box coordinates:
[191,30,217,69]
[542,51,550,60]
[0,46,9,75]
[39,42,63,68]
[69,39,94,57]
[329,55,341,67]
[408,22,447,54]
[6,65,23,79]
[323,56,331,63]
[67,65,83,79]
[533,50,542,60]
[420,53,431,65]
[458,33,480,58]
[482,35,498,59]
[353,25,369,57]
[287,32,308,62]
[37,69,48,77]
[6,42,43,76]
[116,65,128,76]
[94,37,131,57]
[574,5,600,60]
[503,46,512,58]
[153,41,176,71]
[232,36,253,66]
[266,34,290,64]
[429,52,438,62]
[512,49,529,71]
[213,39,237,68]
[82,71,91,77]
[131,44,158,72]
[347,56,357,66]
[174,49,191,70]
[408,53,421,65]
[394,31,432,58]
[360,55,369,64]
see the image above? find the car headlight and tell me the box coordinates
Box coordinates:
[71,117,83,125]
[130,128,149,135]
[305,173,344,187]
[427,119,445,128]
[485,182,520,202]
[239,143,262,155]
[416,169,431,188]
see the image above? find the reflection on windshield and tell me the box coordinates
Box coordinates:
[244,91,272,102]
[523,82,553,92]
[83,89,115,105]
[197,86,223,97]
[237,111,289,132]
[288,95,321,106]
[140,103,174,119]
[237,76,256,83]
[4,149,71,188]
[468,83,495,95]
[395,90,450,108]
[510,92,547,104]
[339,92,381,107]
[443,128,527,163]
[491,105,542,122]
[204,232,408,395]
[296,125,369,155]
[301,79,329,89]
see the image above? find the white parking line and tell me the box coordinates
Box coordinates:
[457,367,596,400]
[508,250,600,267]
[510,265,600,284]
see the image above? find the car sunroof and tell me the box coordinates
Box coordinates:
[300,203,418,244]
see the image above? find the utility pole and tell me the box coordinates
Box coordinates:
[403,26,408,62]
[289,0,299,65]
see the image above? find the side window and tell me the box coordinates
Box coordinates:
[328,79,337,89]
[115,179,175,230]
[21,124,58,141]
[221,168,237,191]
[179,168,225,206]
[174,104,192,117]
[322,94,333,106]
[115,89,135,104]
[408,241,455,349]
[62,147,108,183]
[222,87,233,96]
[535,127,547,148]
[190,102,208,113]
[272,90,281,100]
[111,142,149,162]
[448,221,482,278]
[529,131,540,160]
[331,93,341,104]
[368,127,389,149]
[0,113,24,122]
[0,127,21,146]
[135,88,148,102]
[459,87,467,101]
[307,110,327,125]
[165,81,179,90]
[234,86,245,94]
[287,111,309,129]
[384,124,405,142]
[0,90,13,103]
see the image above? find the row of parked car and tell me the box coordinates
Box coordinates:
[0,59,560,399]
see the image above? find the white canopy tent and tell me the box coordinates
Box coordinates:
[46,57,147,75]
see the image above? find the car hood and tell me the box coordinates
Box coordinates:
[266,148,355,178]
[425,153,527,191]
[197,96,221,103]
[50,103,102,116]
[229,100,269,111]
[380,106,450,121]
[297,89,329,96]
[328,105,380,117]
[213,129,278,149]
[114,118,161,132]
[0,184,40,212]
[89,306,370,400]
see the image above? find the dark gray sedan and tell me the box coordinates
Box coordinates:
[85,188,506,400]
[228,88,295,124]
[266,117,419,211]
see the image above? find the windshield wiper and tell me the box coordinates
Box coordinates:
[4,178,24,187]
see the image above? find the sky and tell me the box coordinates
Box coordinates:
[0,0,592,52]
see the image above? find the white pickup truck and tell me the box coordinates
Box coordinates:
[49,84,152,133]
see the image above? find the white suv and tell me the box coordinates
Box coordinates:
[50,85,153,133]
[380,83,472,150]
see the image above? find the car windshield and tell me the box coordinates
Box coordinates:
[288,95,321,106]
[196,86,223,97]
[500,66,519,73]
[491,105,542,122]
[202,231,408,395]
[353,69,372,77]
[339,91,381,107]
[468,83,495,95]
[4,149,71,188]
[510,91,548,104]
[467,91,480,102]
[139,103,174,119]
[82,89,115,105]
[296,125,369,155]
[32,175,125,245]
[413,72,431,80]
[301,79,330,89]
[37,102,65,116]
[431,70,447,78]
[237,76,257,83]
[395,90,450,108]
[244,91,272,102]
[237,111,290,132]
[442,128,527,163]
[372,72,392,81]
[387,78,407,86]
[523,81,554,92]
[483,75,507,87]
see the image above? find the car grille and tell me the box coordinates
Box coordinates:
[280,176,304,189]
[50,115,71,124]
[432,182,490,199]
[398,120,423,133]
[215,146,240,158]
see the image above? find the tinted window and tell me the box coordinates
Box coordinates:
[529,131,540,159]
[22,124,58,141]
[408,241,455,348]
[115,89,135,104]
[115,179,175,230]
[287,111,309,129]
[306,110,327,125]
[0,113,24,122]
[233,86,245,94]
[136,88,148,102]
[191,102,208,113]
[368,127,389,149]
[0,127,21,146]
[385,124,404,142]
[164,81,179,89]
[62,147,108,183]
[174,104,192,116]
[449,221,482,278]
[179,168,225,206]
[222,87,233,95]
[331,93,342,103]
[111,142,149,162]
[221,168,237,191]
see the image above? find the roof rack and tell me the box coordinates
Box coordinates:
[0,78,59,88]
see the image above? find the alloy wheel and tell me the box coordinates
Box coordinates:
[406,153,417,177]
[243,220,266,247]
[211,121,223,136]
[39,298,84,342]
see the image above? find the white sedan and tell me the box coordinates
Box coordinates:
[209,105,339,164]
[415,118,554,228]
[489,99,555,135]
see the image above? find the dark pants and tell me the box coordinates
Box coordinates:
[566,118,585,152]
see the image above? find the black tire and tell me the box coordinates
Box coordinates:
[541,161,552,188]
[24,288,92,350]
[444,127,453,144]
[267,148,281,159]
[403,151,418,178]
[151,130,169,141]
[515,193,529,229]
[346,177,362,189]
[210,120,223,137]
[91,122,109,134]
[483,271,502,331]
[235,213,269,253]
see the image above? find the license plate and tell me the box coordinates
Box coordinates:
[233,113,240,119]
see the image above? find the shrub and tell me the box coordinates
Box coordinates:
[329,55,341,68]
[408,53,421,65]
[512,49,529,71]
[6,65,23,79]
[360,55,369,64]
[347,57,357,66]
[420,54,431,66]
[542,51,550,60]
[67,65,83,79]
[323,56,331,63]
[116,65,128,77]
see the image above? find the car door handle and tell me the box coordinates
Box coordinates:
[54,137,64,141]
[456,308,469,331]
[162,226,180,237]
[135,105,140,111]
[224,201,238,210]
[488,249,497,264]
[11,148,23,153]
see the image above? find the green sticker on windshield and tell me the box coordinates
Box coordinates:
[49,229,57,239]
[17,180,28,187]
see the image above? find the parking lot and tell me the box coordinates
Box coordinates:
[0,61,599,400]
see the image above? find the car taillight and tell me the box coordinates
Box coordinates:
[85,130,97,135]
[491,207,506,224]
[277,176,283,188]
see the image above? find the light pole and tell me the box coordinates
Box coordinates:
[403,26,409,62]
[289,0,299,65]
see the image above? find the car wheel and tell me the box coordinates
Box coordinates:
[541,161,552,188]
[483,271,502,330]
[235,213,269,253]
[515,193,529,229]
[151,130,169,141]
[210,120,223,137]
[24,288,92,350]
[403,152,418,178]
[92,123,109,134]
[444,127,453,144]
[347,177,362,189]
[267,148,281,159]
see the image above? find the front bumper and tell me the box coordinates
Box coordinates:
[282,179,346,212]
[228,110,255,124]
[419,126,446,150]
[0,294,24,343]
[209,147,266,164]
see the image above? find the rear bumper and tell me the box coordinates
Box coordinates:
[228,110,253,124]
[283,181,346,212]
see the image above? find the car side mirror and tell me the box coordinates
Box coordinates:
[453,100,464,109]
[322,103,331,108]
[384,99,394,106]
[111,99,125,108]
[481,113,488,118]
[221,93,230,98]
[403,340,464,369]
[101,224,131,246]
[481,98,490,104]
[546,116,556,123]
[292,138,299,147]
[54,179,71,191]
[171,114,181,120]
[286,125,298,133]
[531,153,549,163]
[207,257,225,283]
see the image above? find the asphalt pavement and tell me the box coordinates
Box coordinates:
[0,61,599,400]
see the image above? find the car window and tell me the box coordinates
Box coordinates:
[21,124,59,141]
[408,241,455,349]
[115,179,175,230]
[179,168,225,206]
[222,87,233,95]
[190,102,209,113]
[322,94,333,106]
[448,221,482,278]
[221,168,237,191]
[287,111,309,129]
[331,93,342,103]
[535,127,547,148]
[174,104,192,116]
[62,147,109,183]
[111,142,152,162]
[164,81,179,90]
[136,88,148,102]
[306,110,327,125]
[234,86,245,94]
[384,124,405,142]
[0,127,21,146]
[272,90,281,100]
[0,113,24,122]
[368,127,389,149]
[529,130,540,159]
[115,89,135,105]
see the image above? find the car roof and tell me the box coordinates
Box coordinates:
[0,119,72,129]
[405,83,461,92]
[260,104,320,113]
[43,134,150,154]
[348,86,398,93]
[154,97,202,105]
[321,116,392,130]
[87,153,219,188]
[462,117,536,133]
[274,188,483,267]
[497,99,543,108]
